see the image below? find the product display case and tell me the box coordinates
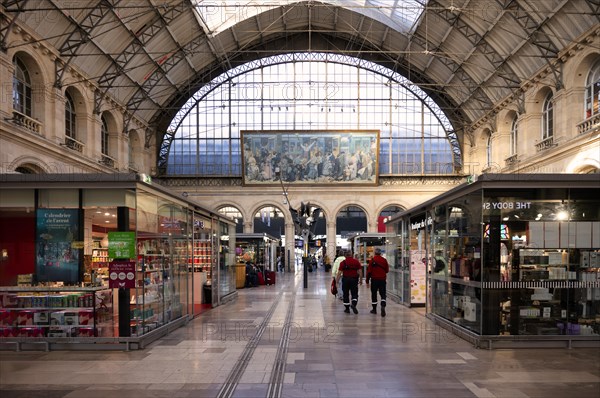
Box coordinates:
[500,247,600,336]
[90,247,111,285]
[131,237,183,335]
[0,286,114,338]
[190,238,212,277]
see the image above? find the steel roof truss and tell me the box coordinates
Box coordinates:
[1,0,29,52]
[52,0,116,89]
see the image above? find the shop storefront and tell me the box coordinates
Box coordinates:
[0,174,235,350]
[349,233,411,302]
[235,233,279,272]
[386,174,600,348]
[385,217,428,307]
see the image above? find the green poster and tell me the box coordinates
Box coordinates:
[108,231,136,259]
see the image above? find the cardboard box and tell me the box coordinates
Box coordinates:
[78,310,94,325]
[0,327,18,337]
[16,310,34,326]
[64,311,78,326]
[77,327,95,337]
[50,311,65,325]
[34,311,49,325]
[47,327,67,337]
[19,327,44,337]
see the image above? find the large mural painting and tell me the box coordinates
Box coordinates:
[242,130,379,186]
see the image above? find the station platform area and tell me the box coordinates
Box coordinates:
[1,270,599,398]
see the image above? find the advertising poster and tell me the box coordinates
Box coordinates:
[35,209,80,283]
[108,260,136,288]
[410,249,427,304]
[108,231,136,259]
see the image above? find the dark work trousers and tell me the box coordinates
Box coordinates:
[370,279,387,307]
[342,276,359,307]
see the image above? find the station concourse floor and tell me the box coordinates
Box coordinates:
[1,270,599,398]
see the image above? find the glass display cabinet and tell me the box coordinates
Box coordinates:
[0,286,114,338]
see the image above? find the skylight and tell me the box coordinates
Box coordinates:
[191,0,426,36]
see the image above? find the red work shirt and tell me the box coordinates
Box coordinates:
[366,255,389,282]
[340,256,362,278]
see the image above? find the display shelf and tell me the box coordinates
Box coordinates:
[0,287,114,338]
[91,248,112,268]
[188,239,213,276]
[507,249,600,336]
[131,237,183,336]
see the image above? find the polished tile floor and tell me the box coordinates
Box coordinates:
[1,270,599,398]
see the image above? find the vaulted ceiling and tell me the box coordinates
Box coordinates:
[3,0,599,149]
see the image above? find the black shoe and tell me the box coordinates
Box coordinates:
[370,309,377,314]
[352,306,358,314]
[344,308,350,313]
[381,308,386,317]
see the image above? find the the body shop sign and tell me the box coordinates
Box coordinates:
[108,260,136,288]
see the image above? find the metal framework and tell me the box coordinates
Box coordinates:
[159,52,461,175]
[2,0,598,168]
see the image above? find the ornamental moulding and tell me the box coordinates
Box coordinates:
[157,176,465,187]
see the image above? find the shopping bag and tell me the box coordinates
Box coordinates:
[330,278,338,296]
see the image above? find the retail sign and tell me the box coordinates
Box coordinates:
[483,201,531,210]
[108,232,136,259]
[71,241,85,249]
[108,260,136,288]
[411,217,432,230]
[35,209,80,284]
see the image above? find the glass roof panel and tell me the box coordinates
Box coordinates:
[192,0,427,36]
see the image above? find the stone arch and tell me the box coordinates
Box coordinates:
[215,204,245,234]
[250,203,292,237]
[335,203,369,235]
[565,51,600,89]
[566,155,600,174]
[9,156,50,173]
[375,203,406,232]
[529,85,554,114]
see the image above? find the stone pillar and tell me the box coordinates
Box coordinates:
[326,220,337,266]
[243,220,253,233]
[114,128,128,171]
[0,52,13,120]
[285,222,296,272]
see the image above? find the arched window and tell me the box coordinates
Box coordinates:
[585,60,600,119]
[542,92,554,140]
[218,206,244,234]
[101,116,109,156]
[13,57,31,116]
[510,116,518,156]
[65,92,76,139]
[15,166,35,174]
[336,205,367,237]
[165,53,459,177]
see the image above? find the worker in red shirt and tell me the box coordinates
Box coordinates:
[338,250,363,314]
[366,248,390,317]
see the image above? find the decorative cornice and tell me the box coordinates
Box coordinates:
[157,175,466,187]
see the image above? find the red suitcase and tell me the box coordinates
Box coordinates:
[257,271,265,285]
[265,270,276,285]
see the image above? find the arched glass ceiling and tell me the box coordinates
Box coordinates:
[162,52,460,176]
[192,0,427,36]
